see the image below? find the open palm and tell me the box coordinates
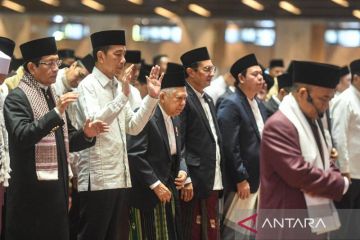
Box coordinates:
[146,65,164,98]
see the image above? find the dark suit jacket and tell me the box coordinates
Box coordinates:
[215,87,234,112]
[4,87,95,240]
[264,96,279,117]
[179,83,224,199]
[217,87,267,193]
[127,106,187,210]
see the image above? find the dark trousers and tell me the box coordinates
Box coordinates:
[78,188,130,240]
[332,179,360,239]
[69,188,80,240]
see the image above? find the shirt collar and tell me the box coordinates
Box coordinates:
[350,84,360,99]
[93,67,117,88]
[38,81,48,91]
[247,97,256,105]
[159,104,171,121]
[60,68,72,92]
[272,95,281,104]
[188,82,204,99]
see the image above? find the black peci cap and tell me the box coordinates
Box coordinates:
[230,53,259,79]
[180,47,210,67]
[293,61,340,89]
[20,37,57,61]
[161,62,186,89]
[91,30,126,49]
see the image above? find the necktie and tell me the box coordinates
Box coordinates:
[203,94,210,103]
[41,88,56,109]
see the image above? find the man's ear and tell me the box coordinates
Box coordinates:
[297,87,309,100]
[186,67,195,78]
[96,51,105,64]
[159,91,166,103]
[354,74,360,83]
[27,62,37,75]
[279,88,286,96]
[238,73,245,84]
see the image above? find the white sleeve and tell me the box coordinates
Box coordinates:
[78,80,128,125]
[125,95,158,135]
[331,98,351,173]
[128,85,142,111]
[149,180,161,190]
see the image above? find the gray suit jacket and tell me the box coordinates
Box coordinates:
[264,97,279,117]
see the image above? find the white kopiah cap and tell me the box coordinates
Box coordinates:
[0,50,11,75]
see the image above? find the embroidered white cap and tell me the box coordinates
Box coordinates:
[0,50,11,75]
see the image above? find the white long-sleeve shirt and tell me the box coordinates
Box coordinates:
[128,85,142,111]
[76,67,158,191]
[331,85,360,179]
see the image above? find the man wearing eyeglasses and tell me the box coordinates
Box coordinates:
[3,37,108,240]
[179,47,224,240]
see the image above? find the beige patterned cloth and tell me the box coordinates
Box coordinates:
[0,86,10,186]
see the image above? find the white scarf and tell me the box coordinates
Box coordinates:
[279,94,340,235]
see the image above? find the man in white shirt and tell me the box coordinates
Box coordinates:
[53,54,94,240]
[331,59,360,238]
[335,65,351,97]
[76,30,163,240]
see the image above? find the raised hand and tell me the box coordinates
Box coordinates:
[83,119,110,138]
[117,64,134,97]
[56,92,79,115]
[146,65,164,98]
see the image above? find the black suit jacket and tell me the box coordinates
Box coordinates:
[4,87,95,240]
[264,97,279,117]
[217,88,267,193]
[127,106,187,210]
[179,83,224,199]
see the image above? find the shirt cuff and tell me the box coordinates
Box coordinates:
[185,177,192,184]
[54,107,61,117]
[343,176,350,195]
[178,170,187,178]
[340,162,350,174]
[150,180,161,190]
[114,92,129,107]
[83,135,94,142]
[144,94,159,106]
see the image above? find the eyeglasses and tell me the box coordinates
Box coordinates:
[39,59,62,68]
[201,65,216,74]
